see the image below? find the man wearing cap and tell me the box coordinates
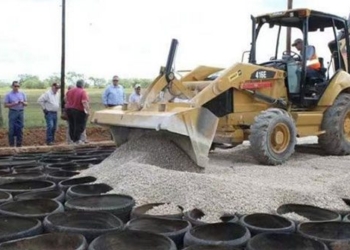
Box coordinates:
[102,75,125,107]
[65,79,90,144]
[128,83,142,104]
[4,81,28,147]
[292,38,321,78]
[37,83,61,145]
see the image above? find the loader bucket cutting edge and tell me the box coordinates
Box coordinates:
[96,107,219,168]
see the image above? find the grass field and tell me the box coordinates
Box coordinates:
[0,87,133,128]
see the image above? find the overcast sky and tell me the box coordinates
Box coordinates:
[1,0,349,82]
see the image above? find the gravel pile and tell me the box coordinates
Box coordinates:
[198,213,223,223]
[80,134,350,216]
[145,203,182,215]
[101,130,202,173]
[281,212,310,222]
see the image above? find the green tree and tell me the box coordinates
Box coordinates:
[43,74,61,87]
[66,72,84,86]
[0,80,9,88]
[89,77,107,89]
[18,74,46,89]
[121,78,152,88]
[138,78,152,88]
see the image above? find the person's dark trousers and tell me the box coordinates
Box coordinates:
[66,108,87,142]
[8,109,24,147]
[45,111,57,144]
[306,68,322,79]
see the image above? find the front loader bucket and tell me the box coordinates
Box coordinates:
[91,106,219,168]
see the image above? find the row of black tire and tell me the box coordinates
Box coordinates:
[0,148,350,249]
[1,185,350,250]
[0,147,116,249]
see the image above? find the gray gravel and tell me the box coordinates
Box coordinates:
[281,212,310,222]
[100,130,202,173]
[80,134,350,216]
[198,213,223,223]
[145,203,182,215]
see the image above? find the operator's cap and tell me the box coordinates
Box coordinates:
[134,83,141,89]
[52,83,61,89]
[292,38,303,46]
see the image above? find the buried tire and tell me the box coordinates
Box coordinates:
[88,230,176,250]
[249,108,296,165]
[43,211,124,243]
[0,216,43,243]
[183,222,250,248]
[0,232,88,250]
[318,93,350,155]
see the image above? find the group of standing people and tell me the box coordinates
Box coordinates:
[3,75,142,147]
[37,80,90,146]
[102,75,142,106]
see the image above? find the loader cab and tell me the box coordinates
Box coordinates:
[250,9,350,108]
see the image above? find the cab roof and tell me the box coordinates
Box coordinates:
[255,8,347,31]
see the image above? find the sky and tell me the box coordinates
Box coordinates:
[0,0,350,82]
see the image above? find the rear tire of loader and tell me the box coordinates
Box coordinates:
[318,93,350,155]
[249,108,296,165]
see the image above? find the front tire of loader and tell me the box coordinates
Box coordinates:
[249,108,296,165]
[318,93,350,155]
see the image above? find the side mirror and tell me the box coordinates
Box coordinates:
[270,56,276,60]
[241,50,250,62]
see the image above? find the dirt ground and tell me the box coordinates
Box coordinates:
[0,125,112,147]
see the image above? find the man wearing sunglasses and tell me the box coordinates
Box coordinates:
[102,75,125,107]
[3,81,28,147]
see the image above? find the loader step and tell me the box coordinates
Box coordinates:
[211,143,236,150]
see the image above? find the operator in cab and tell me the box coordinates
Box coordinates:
[292,38,321,79]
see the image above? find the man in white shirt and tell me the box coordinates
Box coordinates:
[37,83,60,145]
[129,83,142,103]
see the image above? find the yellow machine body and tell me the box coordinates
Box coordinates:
[91,8,350,168]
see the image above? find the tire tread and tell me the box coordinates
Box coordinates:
[318,93,350,155]
[249,108,296,165]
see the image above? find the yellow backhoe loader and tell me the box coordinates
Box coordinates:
[91,8,350,168]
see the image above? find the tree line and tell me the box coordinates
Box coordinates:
[0,72,152,89]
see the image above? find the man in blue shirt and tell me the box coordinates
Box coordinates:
[3,81,28,147]
[102,75,125,107]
